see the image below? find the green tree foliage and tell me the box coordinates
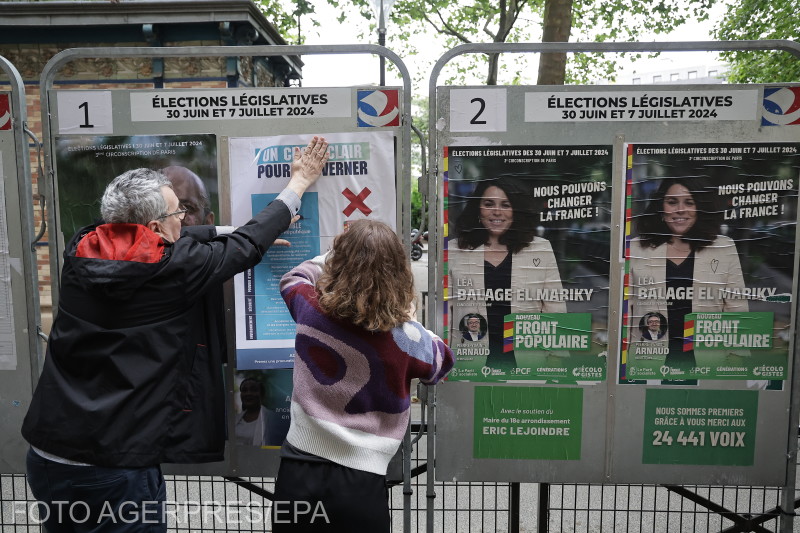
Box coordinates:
[253,0,318,44]
[322,0,717,85]
[713,0,800,83]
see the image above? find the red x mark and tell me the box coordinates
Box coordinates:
[342,187,372,216]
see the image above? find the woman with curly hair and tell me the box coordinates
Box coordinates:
[630,176,747,374]
[450,175,565,370]
[274,219,454,532]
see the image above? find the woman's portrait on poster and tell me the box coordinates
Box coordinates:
[450,175,566,371]
[630,176,748,374]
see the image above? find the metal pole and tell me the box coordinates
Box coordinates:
[510,482,521,532]
[538,483,550,532]
[402,421,412,533]
[779,302,800,532]
[378,0,386,86]
[426,384,436,533]
[0,55,43,384]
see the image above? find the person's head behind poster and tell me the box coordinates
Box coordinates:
[636,176,722,251]
[317,219,415,332]
[454,175,537,253]
[160,165,214,226]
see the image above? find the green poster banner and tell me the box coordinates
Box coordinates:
[689,311,773,350]
[454,313,602,382]
[690,312,786,380]
[627,312,785,380]
[511,312,604,382]
[474,386,583,460]
[642,389,758,466]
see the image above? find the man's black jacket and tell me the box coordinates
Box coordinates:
[22,199,291,467]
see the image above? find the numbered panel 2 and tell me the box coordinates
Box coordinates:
[434,82,800,486]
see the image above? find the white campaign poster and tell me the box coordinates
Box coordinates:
[0,149,18,370]
[228,131,396,369]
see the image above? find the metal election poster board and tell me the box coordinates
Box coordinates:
[0,56,41,473]
[431,42,800,487]
[39,45,411,477]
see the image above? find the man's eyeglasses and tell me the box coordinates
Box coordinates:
[157,206,188,221]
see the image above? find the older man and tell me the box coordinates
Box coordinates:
[462,313,485,341]
[641,312,667,341]
[22,136,329,532]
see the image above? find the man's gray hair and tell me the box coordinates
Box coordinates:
[100,169,172,225]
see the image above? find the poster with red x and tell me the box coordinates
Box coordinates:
[228,131,396,369]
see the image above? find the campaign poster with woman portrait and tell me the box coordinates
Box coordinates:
[444,145,613,383]
[622,142,800,383]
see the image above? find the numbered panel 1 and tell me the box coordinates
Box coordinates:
[434,82,800,486]
[44,82,407,477]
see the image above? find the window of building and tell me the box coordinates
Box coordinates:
[653,75,662,82]
[688,71,697,79]
[632,77,641,84]
[709,70,718,77]
[670,73,680,81]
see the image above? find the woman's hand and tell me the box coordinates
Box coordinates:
[286,136,329,198]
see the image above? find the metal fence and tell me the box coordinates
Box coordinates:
[3,425,797,532]
[0,437,516,532]
[542,483,785,533]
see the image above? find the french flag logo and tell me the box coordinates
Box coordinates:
[0,95,10,130]
[762,87,800,126]
[357,89,400,127]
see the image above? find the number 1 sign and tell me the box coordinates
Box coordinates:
[56,90,114,134]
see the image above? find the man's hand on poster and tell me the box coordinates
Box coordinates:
[287,136,329,198]
[271,214,302,247]
[274,136,326,246]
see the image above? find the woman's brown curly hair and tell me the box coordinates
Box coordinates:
[317,220,415,332]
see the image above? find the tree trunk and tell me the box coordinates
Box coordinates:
[487,53,499,85]
[537,0,573,85]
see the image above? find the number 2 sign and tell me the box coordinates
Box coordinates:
[449,88,507,132]
[56,91,114,134]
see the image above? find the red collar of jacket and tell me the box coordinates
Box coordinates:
[75,223,166,263]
